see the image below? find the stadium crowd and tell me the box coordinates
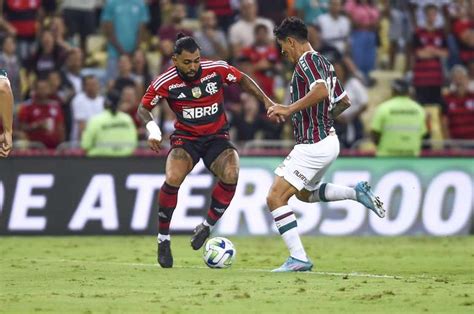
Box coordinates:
[0,0,473,156]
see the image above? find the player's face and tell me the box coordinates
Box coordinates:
[173,50,201,80]
[277,38,296,63]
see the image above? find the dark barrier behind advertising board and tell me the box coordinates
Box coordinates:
[0,157,472,236]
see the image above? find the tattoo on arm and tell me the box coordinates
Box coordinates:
[330,95,351,119]
[137,103,154,125]
[239,73,272,108]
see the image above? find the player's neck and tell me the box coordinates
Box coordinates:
[295,43,315,62]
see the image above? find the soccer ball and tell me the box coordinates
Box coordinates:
[203,237,236,269]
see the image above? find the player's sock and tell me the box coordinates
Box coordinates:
[157,234,170,243]
[308,183,356,202]
[158,182,179,236]
[205,181,236,228]
[272,205,308,262]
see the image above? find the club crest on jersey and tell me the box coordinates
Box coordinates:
[191,87,202,98]
[205,82,218,95]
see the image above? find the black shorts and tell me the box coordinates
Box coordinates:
[169,134,237,170]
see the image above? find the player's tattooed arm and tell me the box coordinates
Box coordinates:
[329,95,351,119]
[138,103,163,152]
[137,103,154,124]
[238,73,275,109]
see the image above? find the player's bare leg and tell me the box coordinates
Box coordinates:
[191,148,239,250]
[295,183,385,218]
[157,148,194,268]
[267,176,313,272]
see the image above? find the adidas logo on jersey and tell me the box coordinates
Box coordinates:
[177,93,186,99]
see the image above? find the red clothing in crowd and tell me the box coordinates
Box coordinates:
[241,44,279,98]
[17,98,65,148]
[443,92,474,139]
[413,28,447,87]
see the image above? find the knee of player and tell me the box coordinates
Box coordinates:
[266,191,282,210]
[222,166,239,184]
[166,172,186,187]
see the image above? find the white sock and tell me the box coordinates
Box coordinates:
[271,205,308,262]
[157,233,170,243]
[308,183,356,202]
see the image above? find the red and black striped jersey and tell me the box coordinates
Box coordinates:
[141,60,242,139]
[413,28,447,87]
[443,92,474,139]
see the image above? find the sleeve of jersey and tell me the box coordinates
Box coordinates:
[140,83,167,111]
[218,63,243,84]
[298,53,327,91]
[333,79,347,103]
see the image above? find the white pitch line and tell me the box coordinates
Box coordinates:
[34,258,403,279]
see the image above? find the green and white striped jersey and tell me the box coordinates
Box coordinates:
[290,51,346,144]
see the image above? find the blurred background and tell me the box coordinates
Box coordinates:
[0,0,472,157]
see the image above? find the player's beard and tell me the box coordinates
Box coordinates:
[177,66,202,82]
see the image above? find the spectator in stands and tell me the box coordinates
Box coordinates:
[118,86,141,128]
[0,35,21,103]
[2,0,42,62]
[62,48,83,95]
[371,79,427,157]
[316,0,351,55]
[49,15,73,51]
[388,0,413,72]
[204,0,236,32]
[333,62,368,148]
[345,0,380,85]
[28,29,67,79]
[61,0,98,52]
[132,49,152,96]
[194,10,229,61]
[231,92,263,142]
[412,4,448,107]
[70,75,104,141]
[157,3,192,72]
[409,0,450,29]
[295,0,329,25]
[468,60,474,92]
[17,78,65,149]
[81,91,138,157]
[240,24,280,98]
[451,4,474,65]
[111,55,138,93]
[228,0,274,58]
[257,0,287,25]
[308,24,364,84]
[442,67,474,140]
[101,0,150,81]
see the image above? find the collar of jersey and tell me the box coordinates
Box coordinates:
[298,50,315,63]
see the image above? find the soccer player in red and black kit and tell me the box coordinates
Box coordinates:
[138,34,276,268]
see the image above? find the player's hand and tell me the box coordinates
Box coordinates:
[0,131,13,157]
[147,137,162,153]
[267,104,291,123]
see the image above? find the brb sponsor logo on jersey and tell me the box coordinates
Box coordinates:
[183,103,219,119]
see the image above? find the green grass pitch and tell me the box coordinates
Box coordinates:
[1,236,473,313]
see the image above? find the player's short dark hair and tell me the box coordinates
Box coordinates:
[174,33,201,55]
[274,17,308,42]
[424,4,438,13]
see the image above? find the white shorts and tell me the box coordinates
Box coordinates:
[274,134,340,191]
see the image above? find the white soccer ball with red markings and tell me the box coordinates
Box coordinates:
[203,237,236,269]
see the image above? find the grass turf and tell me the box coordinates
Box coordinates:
[1,236,473,313]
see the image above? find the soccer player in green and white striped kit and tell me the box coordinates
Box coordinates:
[266,17,385,272]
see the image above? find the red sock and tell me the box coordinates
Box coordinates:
[158,182,179,235]
[206,181,237,226]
